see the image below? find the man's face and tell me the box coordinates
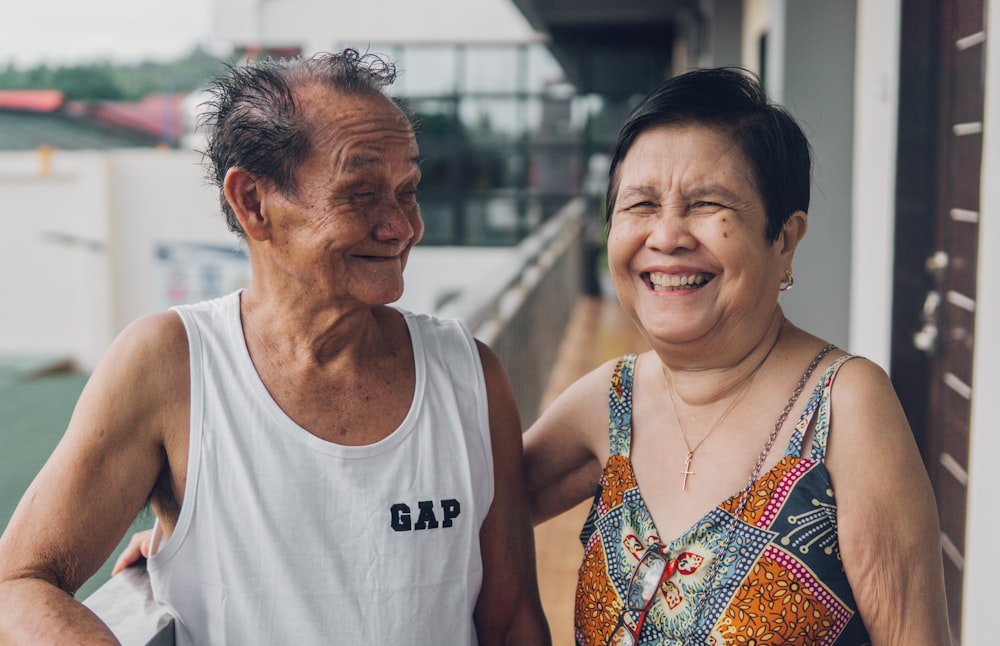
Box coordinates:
[261,85,424,309]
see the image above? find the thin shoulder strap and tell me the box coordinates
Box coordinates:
[608,354,638,458]
[786,354,858,459]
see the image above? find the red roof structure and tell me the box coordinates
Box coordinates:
[0,90,65,112]
[0,89,188,147]
[87,93,187,142]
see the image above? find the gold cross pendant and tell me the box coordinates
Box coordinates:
[680,451,695,491]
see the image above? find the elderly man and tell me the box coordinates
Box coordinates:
[0,50,550,645]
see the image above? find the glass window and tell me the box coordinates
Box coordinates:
[464,146,524,191]
[459,97,523,141]
[417,199,457,245]
[392,45,459,96]
[350,42,599,244]
[368,43,458,97]
[406,97,458,135]
[463,46,521,93]
[526,45,567,93]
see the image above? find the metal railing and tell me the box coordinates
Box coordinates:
[82,198,589,644]
[438,196,586,424]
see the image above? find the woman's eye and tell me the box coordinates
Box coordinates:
[691,201,723,212]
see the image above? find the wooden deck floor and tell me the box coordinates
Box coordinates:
[532,296,649,645]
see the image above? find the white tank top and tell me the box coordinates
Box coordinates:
[148,291,493,645]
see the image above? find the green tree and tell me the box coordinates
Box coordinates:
[0,47,231,101]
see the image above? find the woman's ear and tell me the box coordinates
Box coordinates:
[224,167,270,241]
[779,210,808,259]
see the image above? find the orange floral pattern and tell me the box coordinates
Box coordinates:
[573,354,871,646]
[575,543,620,639]
[717,550,846,644]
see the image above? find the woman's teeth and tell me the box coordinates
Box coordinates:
[649,272,709,291]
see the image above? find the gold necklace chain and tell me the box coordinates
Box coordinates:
[664,323,784,491]
[679,343,835,646]
[667,374,752,490]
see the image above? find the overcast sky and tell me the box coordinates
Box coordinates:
[0,0,538,70]
[0,0,219,68]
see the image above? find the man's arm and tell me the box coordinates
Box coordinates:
[472,341,551,646]
[0,312,187,645]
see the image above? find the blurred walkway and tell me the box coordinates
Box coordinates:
[533,295,649,645]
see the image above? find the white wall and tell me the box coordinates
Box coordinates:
[0,149,237,370]
[741,0,770,76]
[0,151,115,369]
[771,1,856,350]
[962,0,1000,639]
[106,149,235,331]
[848,0,900,368]
[0,148,519,372]
[398,246,517,315]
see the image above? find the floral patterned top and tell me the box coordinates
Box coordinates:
[574,353,872,645]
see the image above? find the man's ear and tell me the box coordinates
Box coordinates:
[224,167,270,241]
[779,210,808,259]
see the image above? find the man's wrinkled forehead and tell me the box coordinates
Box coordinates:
[300,88,417,169]
[341,150,422,177]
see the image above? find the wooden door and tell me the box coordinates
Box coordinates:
[892,1,985,642]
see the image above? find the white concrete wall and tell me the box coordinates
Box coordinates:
[778,1,857,350]
[736,1,856,350]
[105,149,235,332]
[0,148,517,372]
[0,149,229,370]
[848,0,900,368]
[741,0,770,76]
[962,0,1000,639]
[398,246,516,315]
[0,151,116,369]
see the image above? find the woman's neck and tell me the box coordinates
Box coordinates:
[658,309,787,407]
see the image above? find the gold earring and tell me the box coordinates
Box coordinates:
[780,269,794,292]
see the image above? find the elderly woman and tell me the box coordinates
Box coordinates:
[524,68,950,645]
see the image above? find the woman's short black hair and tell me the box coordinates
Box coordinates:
[605,67,812,241]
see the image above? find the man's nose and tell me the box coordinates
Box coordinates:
[373,198,416,241]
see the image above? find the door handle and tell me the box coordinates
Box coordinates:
[925,250,949,276]
[913,290,941,355]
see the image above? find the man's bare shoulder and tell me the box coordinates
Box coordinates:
[77,311,189,443]
[112,311,187,361]
[101,311,187,381]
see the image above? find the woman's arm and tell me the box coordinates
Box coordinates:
[522,359,614,526]
[826,358,951,645]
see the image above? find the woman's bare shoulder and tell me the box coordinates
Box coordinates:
[548,353,635,412]
[822,352,918,474]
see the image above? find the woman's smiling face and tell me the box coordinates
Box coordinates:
[607,124,799,349]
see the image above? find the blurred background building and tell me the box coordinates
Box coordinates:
[1,1,997,642]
